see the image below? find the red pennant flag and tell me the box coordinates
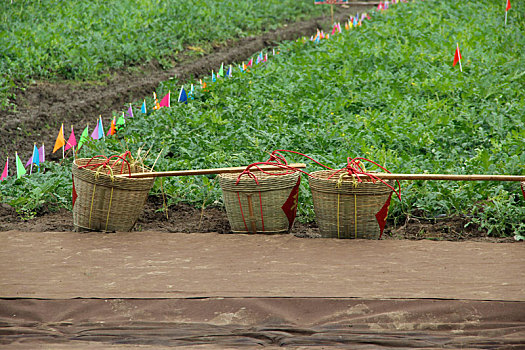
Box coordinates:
[453,43,462,72]
[453,46,461,66]
[506,0,511,11]
[375,192,393,239]
[72,175,78,208]
[281,177,301,231]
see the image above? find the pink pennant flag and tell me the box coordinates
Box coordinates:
[248,58,253,67]
[1,157,8,181]
[159,91,170,107]
[91,119,100,139]
[65,126,77,151]
[331,24,337,35]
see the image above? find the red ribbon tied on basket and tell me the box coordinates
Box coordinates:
[264,150,402,239]
[78,151,133,177]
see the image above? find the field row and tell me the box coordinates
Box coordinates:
[0,0,325,109]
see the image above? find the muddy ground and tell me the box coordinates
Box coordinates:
[0,2,515,242]
[0,195,513,242]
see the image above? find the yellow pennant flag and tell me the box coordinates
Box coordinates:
[52,123,66,153]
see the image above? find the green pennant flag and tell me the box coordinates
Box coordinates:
[15,152,26,179]
[218,63,224,77]
[77,125,89,151]
[116,113,126,129]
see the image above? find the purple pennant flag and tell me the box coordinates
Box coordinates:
[126,104,134,118]
[25,154,32,168]
[39,144,45,163]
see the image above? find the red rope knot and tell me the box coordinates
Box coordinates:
[78,151,133,177]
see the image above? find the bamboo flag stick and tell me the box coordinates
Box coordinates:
[356,173,525,182]
[118,163,307,179]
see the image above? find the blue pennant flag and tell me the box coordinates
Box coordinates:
[178,86,188,104]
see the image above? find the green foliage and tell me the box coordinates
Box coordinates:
[2,0,524,236]
[0,161,72,219]
[0,0,324,108]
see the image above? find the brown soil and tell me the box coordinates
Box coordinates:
[0,196,513,242]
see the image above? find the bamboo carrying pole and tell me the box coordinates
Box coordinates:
[119,163,307,179]
[356,173,525,182]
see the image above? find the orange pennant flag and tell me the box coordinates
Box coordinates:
[107,117,116,136]
[52,124,66,153]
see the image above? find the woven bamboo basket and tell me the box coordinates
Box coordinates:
[309,170,393,239]
[72,158,155,232]
[219,171,301,234]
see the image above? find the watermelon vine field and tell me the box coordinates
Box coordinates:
[0,0,324,109]
[1,0,524,237]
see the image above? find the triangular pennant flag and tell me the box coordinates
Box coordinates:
[141,99,147,114]
[178,86,188,104]
[242,62,248,71]
[107,117,116,136]
[27,144,39,174]
[248,58,253,67]
[375,193,393,239]
[281,177,301,231]
[159,91,170,107]
[126,103,134,118]
[345,21,350,30]
[15,152,26,179]
[78,125,89,149]
[331,24,337,35]
[99,116,104,139]
[153,92,160,110]
[189,84,194,99]
[116,114,126,129]
[91,120,100,140]
[218,63,224,77]
[52,124,66,153]
[25,153,33,168]
[453,43,462,72]
[72,175,78,208]
[212,71,216,82]
[264,53,267,62]
[227,65,232,78]
[0,157,7,181]
[39,144,45,164]
[32,143,40,168]
[65,126,77,151]
[505,0,511,25]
